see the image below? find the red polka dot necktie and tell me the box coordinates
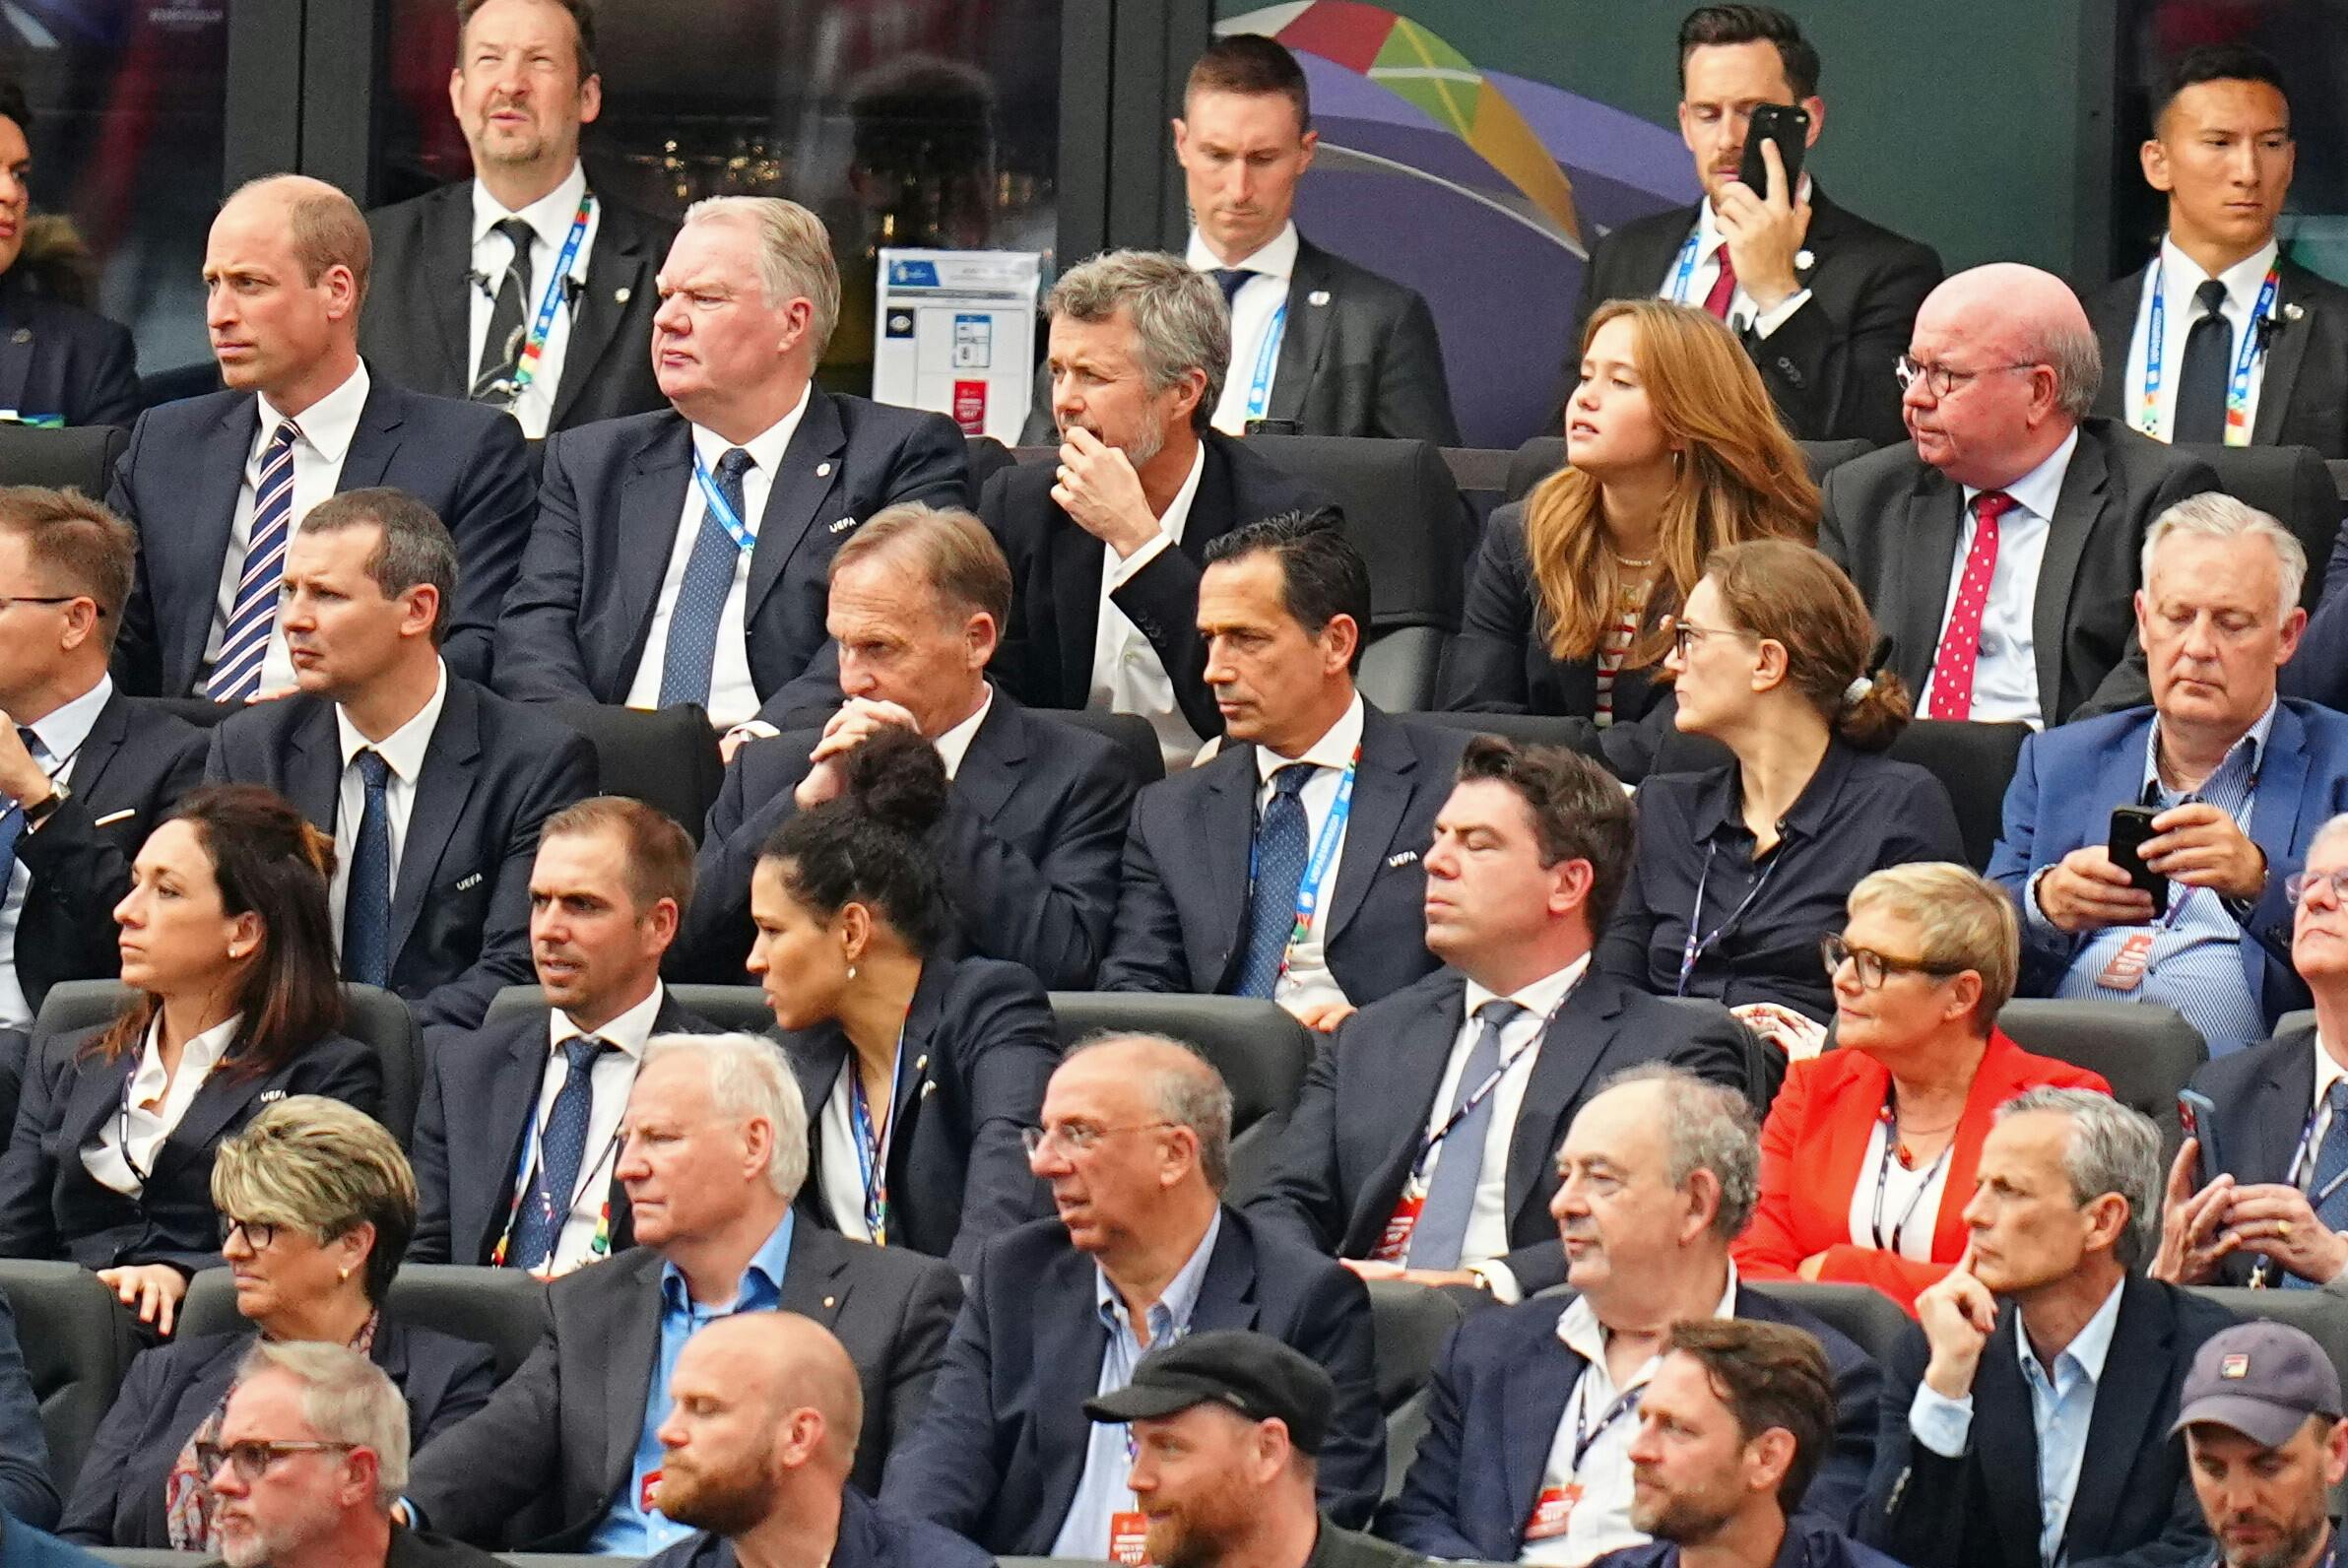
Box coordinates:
[1702,246,1739,319]
[1926,490,2017,720]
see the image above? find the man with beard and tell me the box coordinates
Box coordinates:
[2173,1321,2348,1568]
[639,1315,989,1568]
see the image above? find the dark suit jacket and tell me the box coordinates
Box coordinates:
[984,428,1331,739]
[201,678,599,1033]
[1097,702,1463,1004]
[0,1287,56,1531]
[407,990,715,1267]
[677,691,1133,989]
[1858,1274,2234,1568]
[1571,190,1940,447]
[0,278,137,429]
[0,1024,380,1272]
[1379,1283,1884,1558]
[1245,967,1756,1293]
[360,180,675,432]
[1590,1519,1907,1568]
[880,1208,1384,1553]
[2182,1023,2331,1284]
[403,1227,962,1549]
[12,691,204,1014]
[1819,419,2220,724]
[492,398,969,725]
[640,1487,996,1568]
[2087,255,2348,459]
[106,378,535,694]
[780,954,1055,1274]
[57,1319,493,1547]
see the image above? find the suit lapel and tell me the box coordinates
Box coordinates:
[778,1224,855,1332]
[336,386,406,493]
[1323,705,1413,943]
[2064,1278,2170,1560]
[386,680,483,965]
[893,958,952,1143]
[62,1051,125,1157]
[1975,1312,2048,1568]
[616,420,696,671]
[1050,498,1104,702]
[746,390,849,624]
[1191,1212,1261,1332]
[63,692,131,799]
[474,1022,549,1257]
[1197,753,1258,981]
[785,1031,849,1178]
[549,193,644,429]
[1036,1244,1112,1528]
[2253,265,2317,446]
[283,699,346,830]
[0,293,34,417]
[1266,243,1334,425]
[948,696,1023,826]
[1505,1328,1582,1535]
[1503,975,1621,1233]
[187,400,265,678]
[163,1060,275,1170]
[1891,476,1964,691]
[2250,703,2313,895]
[2033,434,2110,724]
[423,186,477,389]
[1362,977,1469,1218]
[2251,1032,2317,1184]
[604,1257,667,1497]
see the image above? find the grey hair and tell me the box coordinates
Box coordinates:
[2310,813,2348,864]
[1064,1032,1234,1193]
[2141,491,2308,622]
[1047,250,1230,432]
[1995,1087,2161,1270]
[682,196,842,358]
[640,1032,810,1201]
[1596,1063,1761,1239]
[234,1340,410,1507]
[2036,315,2102,418]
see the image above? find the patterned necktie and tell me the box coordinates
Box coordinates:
[206,420,300,702]
[508,1035,611,1273]
[1234,765,1314,998]
[1211,268,1256,308]
[2173,277,2233,445]
[2279,1081,2348,1289]
[1702,246,1739,320]
[1925,490,2016,720]
[0,728,46,901]
[473,215,539,398]
[658,446,755,710]
[1407,1000,1529,1271]
[342,749,393,987]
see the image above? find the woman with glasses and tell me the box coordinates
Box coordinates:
[1596,539,1963,1053]
[56,1095,493,1549]
[748,724,1057,1273]
[1438,298,1816,780]
[1731,864,2110,1314]
[0,786,379,1336]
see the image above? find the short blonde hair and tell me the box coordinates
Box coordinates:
[682,196,840,357]
[212,1096,417,1303]
[1845,862,2019,1029]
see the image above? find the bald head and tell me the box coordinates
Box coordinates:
[1901,263,2100,490]
[1916,264,2099,415]
[222,175,372,306]
[1059,1033,1233,1192]
[696,1313,864,1467]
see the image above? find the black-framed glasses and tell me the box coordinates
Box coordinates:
[0,594,86,615]
[221,1216,280,1250]
[1020,1120,1179,1158]
[2287,870,2348,907]
[1667,619,1759,661]
[1819,934,1971,990]
[195,1439,357,1484]
[1893,356,2041,398]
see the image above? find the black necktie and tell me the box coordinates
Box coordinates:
[474,216,538,398]
[1211,268,1255,308]
[2173,277,2234,444]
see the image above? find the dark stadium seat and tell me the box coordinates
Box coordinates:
[0,423,127,496]
[966,433,1017,504]
[1996,999,2207,1157]
[178,1262,548,1384]
[2178,441,2337,607]
[1884,719,2032,872]
[1367,1278,1469,1498]
[1744,1280,1913,1370]
[1357,625,1448,714]
[548,701,724,846]
[487,982,776,1040]
[0,1259,135,1495]
[1503,435,1875,505]
[1036,706,1167,787]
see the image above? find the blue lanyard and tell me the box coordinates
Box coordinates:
[848,1035,903,1246]
[1246,749,1360,983]
[2140,259,2278,447]
[1244,303,1287,420]
[691,453,757,553]
[1675,840,1784,995]
[504,195,594,398]
[1666,229,1704,303]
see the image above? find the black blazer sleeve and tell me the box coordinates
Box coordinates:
[402,1298,564,1543]
[936,963,1061,1273]
[407,1333,497,1453]
[1856,1321,1969,1566]
[63,313,140,431]
[1440,501,1541,712]
[1108,545,1221,742]
[104,414,165,700]
[405,1047,458,1265]
[1242,1027,1351,1255]
[432,406,537,687]
[930,748,1132,992]
[1371,290,1462,446]
[53,1336,186,1543]
[1375,1315,1508,1559]
[0,1287,56,1530]
[1095,783,1199,995]
[1748,232,1941,449]
[878,1253,1007,1537]
[489,428,601,703]
[0,1028,70,1260]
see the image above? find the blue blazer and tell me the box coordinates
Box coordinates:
[1985,699,2348,1027]
[56,1318,493,1547]
[0,1517,106,1568]
[2181,1023,2329,1284]
[1380,1284,1884,1559]
[1590,1518,1908,1568]
[880,1208,1385,1554]
[491,398,968,726]
[106,378,535,694]
[677,692,1134,990]
[0,1287,56,1531]
[641,1487,995,1568]
[0,280,136,429]
[202,678,598,1033]
[1098,703,1465,1004]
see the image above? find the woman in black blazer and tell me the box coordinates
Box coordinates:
[0,787,380,1332]
[0,80,140,428]
[748,726,1057,1274]
[57,1094,491,1549]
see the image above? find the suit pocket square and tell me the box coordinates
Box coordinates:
[1386,850,1419,869]
[92,808,136,827]
[454,872,485,891]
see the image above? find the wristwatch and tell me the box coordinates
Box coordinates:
[21,779,66,829]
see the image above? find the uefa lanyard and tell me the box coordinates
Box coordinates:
[1407,986,1578,1185]
[1666,229,1707,304]
[691,452,757,553]
[848,1035,904,1246]
[1243,303,1288,421]
[488,1077,621,1268]
[1675,840,1784,995]
[1570,1374,1645,1473]
[501,195,593,400]
[1867,1091,1957,1255]
[2139,261,2278,447]
[1246,749,1360,982]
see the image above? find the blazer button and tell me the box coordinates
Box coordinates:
[822,1294,837,1309]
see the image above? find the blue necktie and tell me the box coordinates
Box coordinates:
[342,749,392,987]
[658,446,755,710]
[207,420,300,701]
[508,1035,610,1273]
[1210,268,1256,308]
[2283,1080,2348,1289]
[1235,765,1313,998]
[0,729,46,904]
[1407,1000,1528,1272]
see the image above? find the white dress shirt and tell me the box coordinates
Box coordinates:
[203,361,372,696]
[0,675,113,1029]
[2122,234,2279,444]
[467,162,600,440]
[1255,691,1366,1014]
[1845,1115,1954,1264]
[2290,1034,2348,1294]
[1190,222,1299,435]
[624,393,811,730]
[516,981,659,1275]
[1090,440,1208,769]
[1920,425,2077,728]
[81,1011,242,1196]
[932,683,994,780]
[330,661,449,939]
[1661,179,1815,341]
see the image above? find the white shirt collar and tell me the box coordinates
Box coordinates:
[259,360,371,468]
[1557,1261,1741,1361]
[550,978,663,1059]
[1464,951,1591,1027]
[335,659,449,783]
[2018,1272,2126,1383]
[138,1009,242,1083]
[933,683,996,781]
[471,161,590,250]
[1155,438,1208,541]
[1257,690,1365,781]
[689,382,813,491]
[2314,1033,2348,1107]
[1186,221,1299,283]
[23,673,112,769]
[2158,232,2281,317]
[1964,424,2079,524]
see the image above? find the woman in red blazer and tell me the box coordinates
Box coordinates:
[1732,863,2110,1314]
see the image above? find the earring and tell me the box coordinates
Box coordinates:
[846,964,858,981]
[338,1267,351,1282]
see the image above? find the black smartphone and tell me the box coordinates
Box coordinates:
[2108,804,2169,919]
[2176,1087,2221,1187]
[1737,102,1810,198]
[1244,418,1301,436]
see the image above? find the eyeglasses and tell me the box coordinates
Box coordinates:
[1667,619,1758,661]
[1819,934,1970,990]
[1020,1121,1179,1158]
[195,1440,357,1484]
[2287,870,2348,907]
[0,593,85,615]
[1894,356,2041,399]
[221,1216,280,1250]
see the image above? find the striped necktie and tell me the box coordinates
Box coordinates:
[207,420,301,702]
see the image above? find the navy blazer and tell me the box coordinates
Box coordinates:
[0,1023,380,1272]
[202,678,598,1034]
[880,1208,1384,1554]
[1097,702,1464,1004]
[0,1287,56,1530]
[0,1517,107,1568]
[1245,967,1757,1294]
[0,279,137,429]
[780,955,1056,1274]
[641,1487,995,1568]
[491,398,968,725]
[1986,700,2348,1033]
[1858,1274,2234,1568]
[1379,1283,1884,1559]
[12,691,204,1016]
[407,989,715,1267]
[1590,1519,1907,1568]
[2181,1023,2330,1284]
[677,692,1133,990]
[106,378,535,694]
[57,1318,493,1547]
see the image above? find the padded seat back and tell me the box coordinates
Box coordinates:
[549,701,724,845]
[1884,720,2032,872]
[0,1261,133,1495]
[179,1263,549,1385]
[1996,999,2208,1157]
[1743,1280,1915,1369]
[1244,434,1468,633]
[0,423,127,494]
[2178,442,2336,607]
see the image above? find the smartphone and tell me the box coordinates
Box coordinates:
[1245,418,1301,436]
[2176,1087,2221,1188]
[2107,804,2169,919]
[1737,102,1810,198]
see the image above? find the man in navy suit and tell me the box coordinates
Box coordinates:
[0,79,137,430]
[203,490,595,1034]
[677,500,1135,989]
[1099,513,1458,1020]
[1988,495,2348,1057]
[881,1035,1384,1555]
[107,174,533,697]
[492,196,967,735]
[0,490,202,1028]
[411,796,712,1271]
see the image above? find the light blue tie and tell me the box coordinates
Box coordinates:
[1407,1000,1527,1271]
[342,749,392,987]
[658,447,755,710]
[207,420,300,701]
